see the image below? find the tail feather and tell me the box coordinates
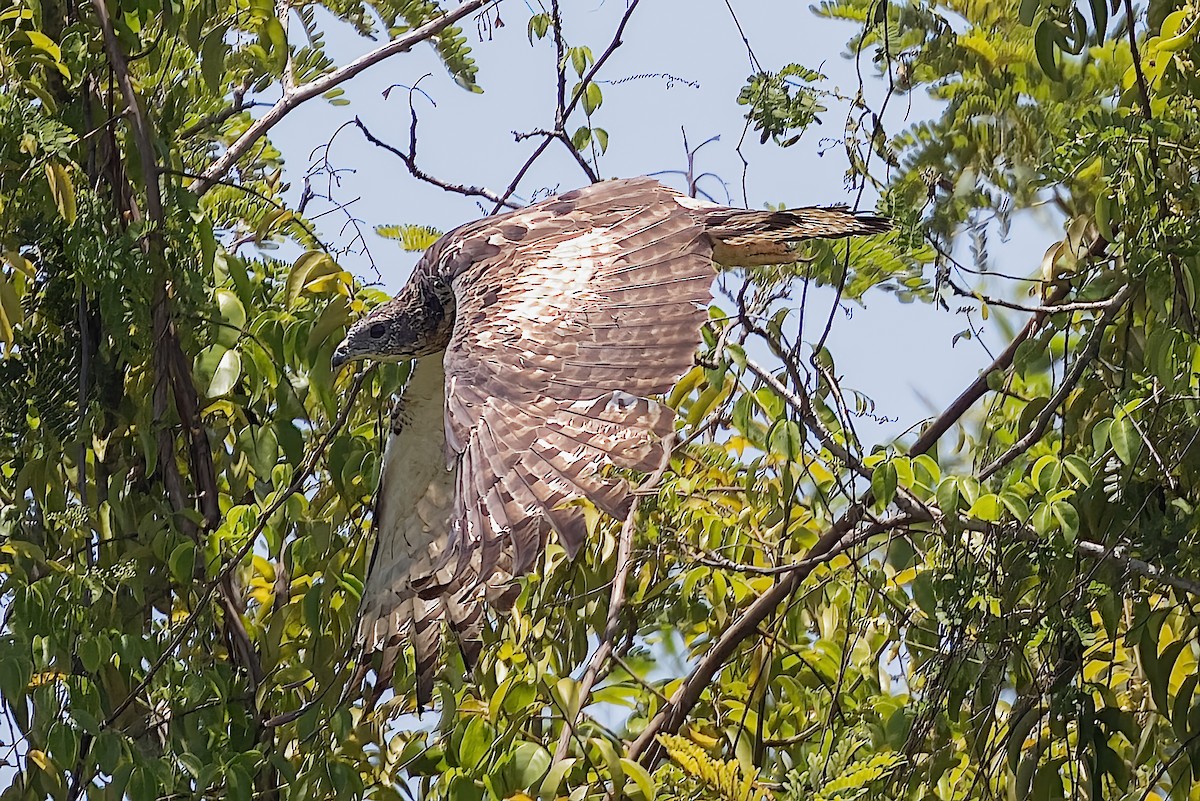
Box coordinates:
[703,207,891,267]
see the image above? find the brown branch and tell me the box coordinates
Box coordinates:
[191,0,493,196]
[94,0,262,691]
[627,253,1111,764]
[554,434,676,762]
[353,113,518,208]
[90,0,162,225]
[1123,0,1155,124]
[683,513,922,576]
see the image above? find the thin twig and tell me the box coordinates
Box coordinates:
[979,283,1132,479]
[191,0,493,196]
[353,113,519,209]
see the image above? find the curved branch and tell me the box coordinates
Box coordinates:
[627,254,1111,765]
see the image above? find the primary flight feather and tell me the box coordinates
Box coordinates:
[331,176,889,704]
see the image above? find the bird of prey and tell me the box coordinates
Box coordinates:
[331,176,888,703]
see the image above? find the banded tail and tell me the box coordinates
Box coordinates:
[702,206,891,267]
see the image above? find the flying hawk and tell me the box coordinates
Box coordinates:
[331,177,888,703]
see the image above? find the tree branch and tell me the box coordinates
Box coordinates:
[628,257,1111,765]
[191,0,492,196]
[353,114,518,208]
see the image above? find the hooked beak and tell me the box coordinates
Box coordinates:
[331,343,351,370]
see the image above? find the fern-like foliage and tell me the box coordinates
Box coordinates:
[737,64,828,147]
[375,223,443,252]
[813,753,906,801]
[311,0,480,90]
[658,734,774,801]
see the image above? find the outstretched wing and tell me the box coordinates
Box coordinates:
[437,178,713,598]
[355,176,890,703]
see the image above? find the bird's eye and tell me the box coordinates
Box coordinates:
[369,323,386,339]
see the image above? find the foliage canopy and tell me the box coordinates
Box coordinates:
[3,0,1200,800]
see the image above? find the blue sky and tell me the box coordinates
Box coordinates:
[269,0,1060,449]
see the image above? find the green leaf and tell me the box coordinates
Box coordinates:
[768,420,803,460]
[201,28,227,92]
[215,289,246,347]
[871,460,898,507]
[591,738,624,798]
[26,30,62,62]
[459,716,492,771]
[538,757,576,800]
[305,296,351,352]
[1110,417,1138,464]
[1018,0,1040,26]
[619,758,655,801]
[1000,491,1030,521]
[284,251,343,303]
[93,731,122,774]
[968,493,1001,522]
[527,12,550,42]
[583,82,603,115]
[0,274,24,345]
[1062,454,1094,486]
[936,477,960,515]
[1032,502,1057,536]
[569,45,593,76]
[262,17,288,73]
[1031,455,1062,496]
[571,126,592,151]
[44,161,77,226]
[374,224,442,252]
[169,541,196,584]
[508,742,551,789]
[77,638,102,673]
[1034,20,1063,81]
[1051,501,1079,543]
[198,346,242,397]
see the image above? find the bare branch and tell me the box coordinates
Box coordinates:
[354,114,519,208]
[191,0,493,196]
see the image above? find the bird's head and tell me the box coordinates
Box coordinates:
[332,284,451,369]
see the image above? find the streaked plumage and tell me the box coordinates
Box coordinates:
[331,177,889,704]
